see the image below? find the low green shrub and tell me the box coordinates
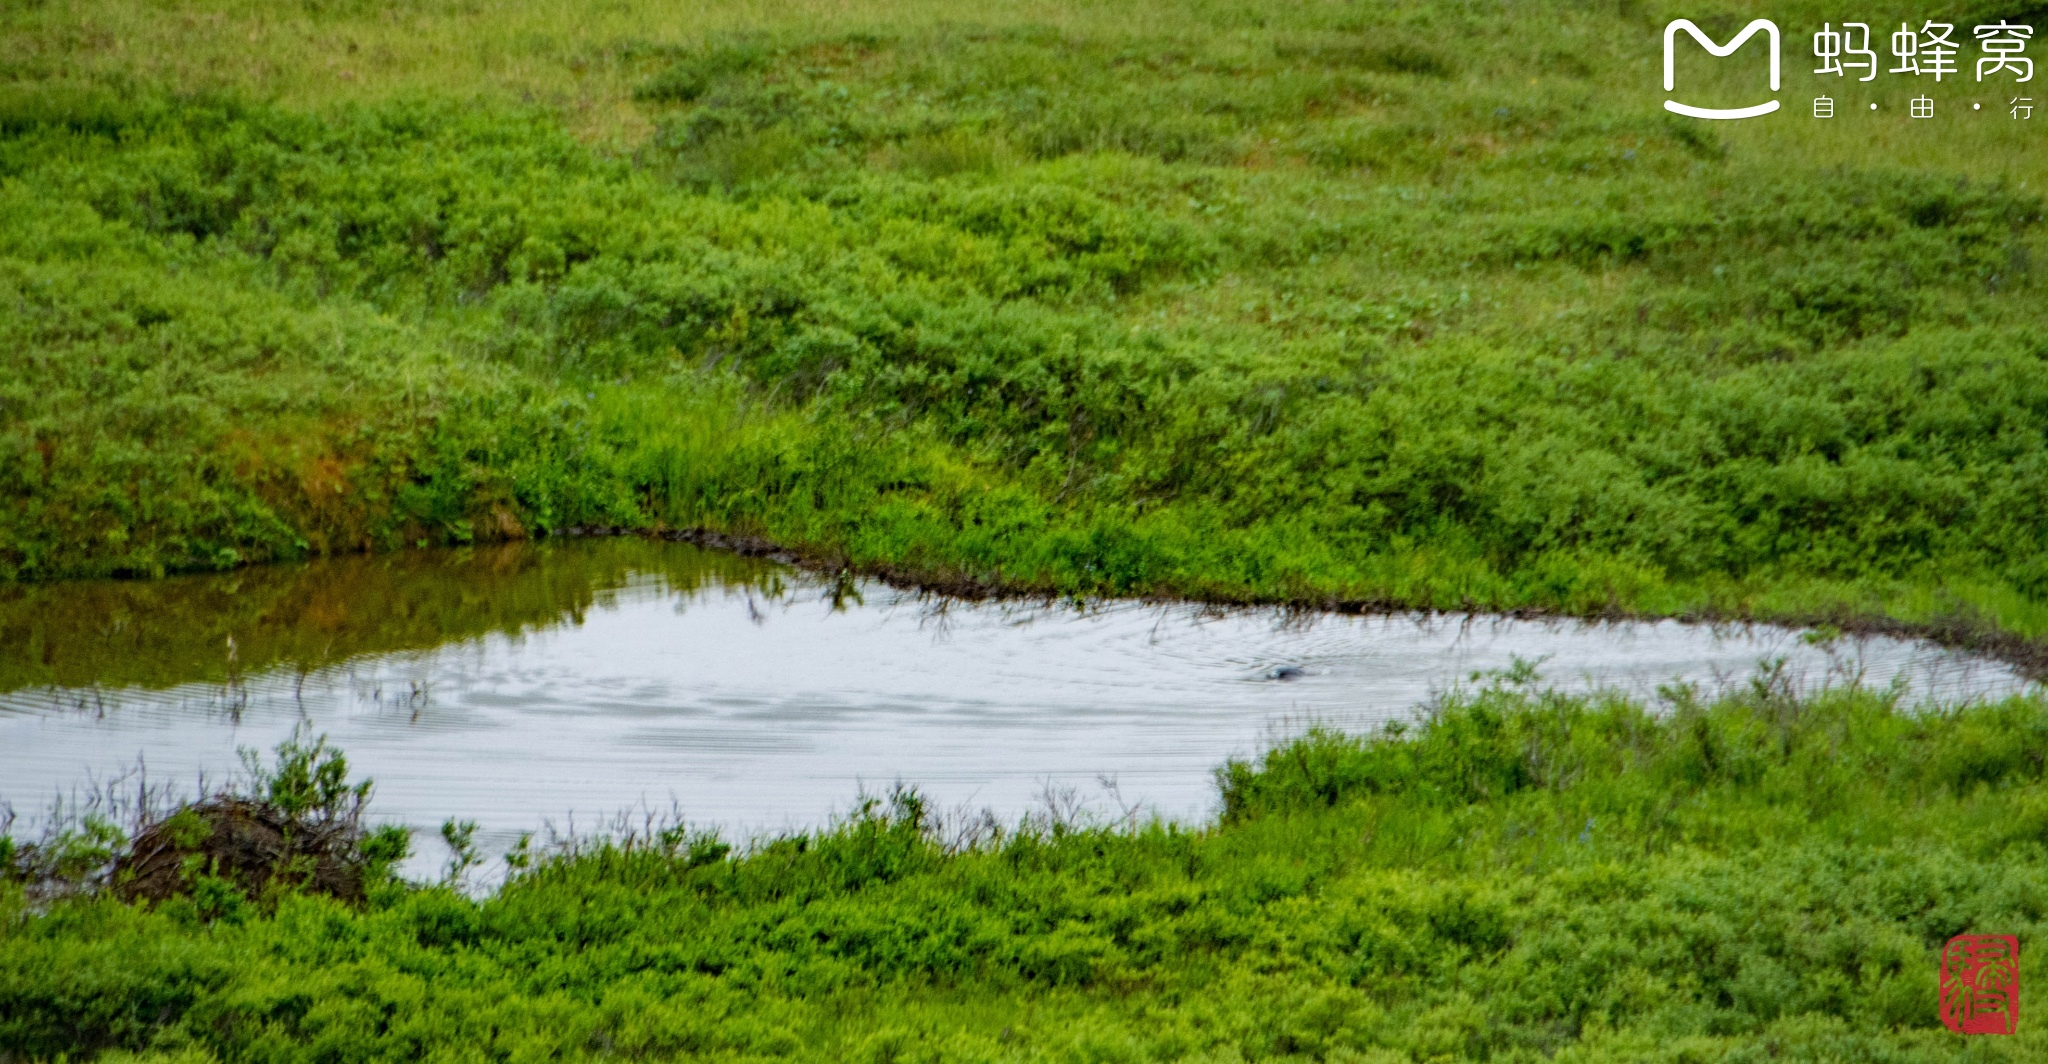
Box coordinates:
[3,42,2046,654]
[7,681,2048,1060]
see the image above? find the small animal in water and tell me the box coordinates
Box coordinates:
[1264,665,1307,682]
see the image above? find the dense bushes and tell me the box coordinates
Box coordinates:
[8,1,2048,1057]
[4,4,2048,638]
[1219,663,2048,823]
[8,680,2048,1060]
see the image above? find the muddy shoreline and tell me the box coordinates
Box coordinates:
[597,526,2048,684]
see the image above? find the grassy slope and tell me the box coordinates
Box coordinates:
[6,0,2048,655]
[9,680,2048,1061]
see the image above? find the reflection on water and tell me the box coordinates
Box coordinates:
[0,540,786,693]
[0,538,2037,876]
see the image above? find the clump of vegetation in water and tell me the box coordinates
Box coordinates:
[6,674,2048,1060]
[2,731,409,916]
[112,733,410,913]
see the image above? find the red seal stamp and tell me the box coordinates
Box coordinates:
[1941,934,2020,1035]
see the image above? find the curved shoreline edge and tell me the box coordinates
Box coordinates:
[619,525,2048,684]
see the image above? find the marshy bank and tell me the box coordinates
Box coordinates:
[8,662,2048,1061]
[7,1,2048,1055]
[1,539,2034,881]
[7,30,2048,680]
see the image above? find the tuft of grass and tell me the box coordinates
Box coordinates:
[3,729,410,913]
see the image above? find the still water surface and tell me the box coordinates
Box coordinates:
[1,540,2036,873]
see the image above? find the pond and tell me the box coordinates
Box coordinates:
[1,538,2035,877]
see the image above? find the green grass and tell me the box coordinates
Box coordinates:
[7,2,2048,660]
[9,677,2048,1061]
[12,6,2048,1055]
[12,5,2048,1058]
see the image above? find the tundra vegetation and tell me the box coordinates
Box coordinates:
[4,0,2048,650]
[6,0,2048,1058]
[8,675,2048,1061]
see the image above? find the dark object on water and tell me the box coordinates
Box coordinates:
[114,797,373,906]
[1265,665,1307,681]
